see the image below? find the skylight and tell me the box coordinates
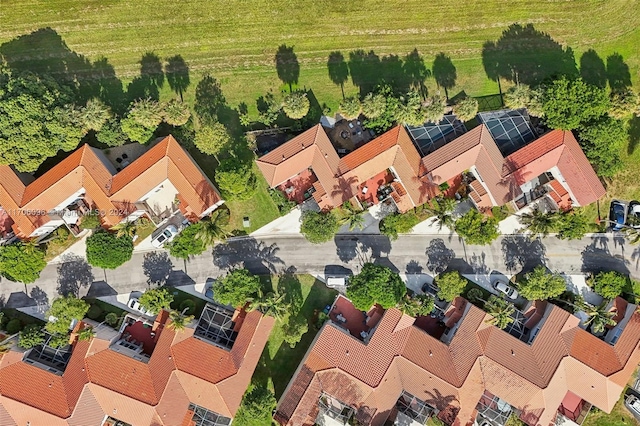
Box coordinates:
[477,109,536,156]
[406,115,467,156]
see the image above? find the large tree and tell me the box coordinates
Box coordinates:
[435,271,467,302]
[452,97,479,121]
[139,287,174,315]
[45,296,90,335]
[590,271,628,299]
[379,212,420,240]
[194,122,231,158]
[195,208,230,247]
[541,77,609,130]
[18,324,45,349]
[346,263,406,310]
[0,242,46,284]
[518,266,566,301]
[0,71,86,172]
[397,294,435,317]
[95,118,127,147]
[338,96,362,120]
[454,209,500,245]
[168,223,206,260]
[300,210,340,244]
[518,206,558,237]
[361,92,387,119]
[215,157,257,200]
[576,116,626,178]
[485,295,515,330]
[234,386,277,426]
[80,98,112,132]
[282,91,310,119]
[214,268,261,308]
[424,197,456,230]
[162,99,191,126]
[556,210,591,240]
[86,230,134,269]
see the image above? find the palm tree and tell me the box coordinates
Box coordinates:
[580,301,616,334]
[338,201,366,231]
[518,206,558,237]
[77,326,95,342]
[168,309,195,332]
[196,209,230,247]
[466,288,486,305]
[625,226,640,244]
[21,239,39,255]
[250,288,290,320]
[485,295,515,329]
[110,220,137,238]
[424,196,456,230]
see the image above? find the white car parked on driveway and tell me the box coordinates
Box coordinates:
[128,297,148,315]
[492,279,519,300]
[151,225,179,248]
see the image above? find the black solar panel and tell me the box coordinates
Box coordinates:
[406,115,468,156]
[477,109,537,156]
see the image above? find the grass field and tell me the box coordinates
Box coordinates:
[1,0,639,114]
[252,274,337,398]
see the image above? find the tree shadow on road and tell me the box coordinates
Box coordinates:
[334,235,391,268]
[425,238,455,274]
[142,251,173,286]
[581,239,630,275]
[405,260,423,275]
[56,254,94,297]
[213,237,285,275]
[501,235,547,273]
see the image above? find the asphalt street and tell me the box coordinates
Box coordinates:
[1,232,637,309]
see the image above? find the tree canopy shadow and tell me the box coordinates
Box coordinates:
[581,240,630,275]
[127,52,164,101]
[482,23,578,86]
[425,238,455,274]
[165,55,190,101]
[275,44,300,92]
[432,53,456,99]
[213,237,285,275]
[334,235,391,267]
[142,251,173,286]
[327,51,349,99]
[277,266,304,315]
[56,254,95,297]
[29,286,48,308]
[606,52,632,92]
[194,73,227,124]
[405,260,423,275]
[628,115,640,154]
[404,48,430,98]
[501,235,547,273]
[579,49,607,89]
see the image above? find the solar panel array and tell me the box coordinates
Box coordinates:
[194,303,238,350]
[477,109,537,156]
[406,115,467,156]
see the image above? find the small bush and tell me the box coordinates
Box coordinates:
[491,206,509,221]
[179,299,197,315]
[315,311,329,330]
[79,214,101,230]
[86,305,103,320]
[5,318,22,334]
[379,212,419,240]
[105,312,119,327]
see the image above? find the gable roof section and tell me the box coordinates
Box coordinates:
[277,299,640,426]
[505,130,605,206]
[0,136,222,237]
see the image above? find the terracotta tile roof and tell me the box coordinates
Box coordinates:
[277,297,640,426]
[0,309,272,425]
[0,136,222,238]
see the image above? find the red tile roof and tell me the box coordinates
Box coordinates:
[277,297,640,426]
[257,123,605,215]
[0,309,273,424]
[0,136,222,238]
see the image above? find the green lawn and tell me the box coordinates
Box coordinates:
[2,0,639,113]
[583,391,639,426]
[3,1,640,223]
[252,274,337,399]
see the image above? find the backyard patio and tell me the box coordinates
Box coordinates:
[329,295,383,341]
[357,169,394,207]
[278,169,318,204]
[328,118,374,155]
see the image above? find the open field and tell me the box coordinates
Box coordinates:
[1,0,640,113]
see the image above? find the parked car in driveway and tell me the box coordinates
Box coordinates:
[610,200,627,231]
[628,201,640,228]
[492,279,519,300]
[625,394,640,421]
[151,225,179,248]
[128,297,148,315]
